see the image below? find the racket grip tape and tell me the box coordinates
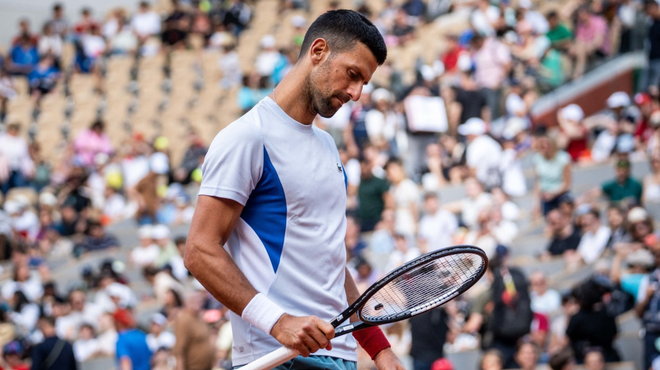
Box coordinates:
[239,347,299,370]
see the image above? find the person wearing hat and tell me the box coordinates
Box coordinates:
[556,104,588,162]
[635,249,660,370]
[152,224,179,269]
[130,225,159,268]
[611,248,655,299]
[114,308,152,370]
[146,313,176,353]
[459,118,503,189]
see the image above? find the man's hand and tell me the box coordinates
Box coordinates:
[373,348,406,370]
[270,314,335,357]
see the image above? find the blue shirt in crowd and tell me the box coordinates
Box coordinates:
[116,328,152,370]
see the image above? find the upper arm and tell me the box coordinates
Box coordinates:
[186,195,244,261]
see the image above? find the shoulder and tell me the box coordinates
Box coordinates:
[210,108,265,147]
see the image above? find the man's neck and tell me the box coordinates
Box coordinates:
[271,65,316,125]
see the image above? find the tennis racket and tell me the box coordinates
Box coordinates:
[241,245,488,370]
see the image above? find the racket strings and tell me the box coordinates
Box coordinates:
[360,253,484,322]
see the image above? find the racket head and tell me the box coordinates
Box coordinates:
[355,245,487,325]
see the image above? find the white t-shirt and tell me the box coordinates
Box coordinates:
[122,155,150,188]
[74,338,100,362]
[131,244,160,267]
[460,193,493,229]
[199,97,356,365]
[131,11,161,37]
[146,331,176,352]
[391,179,420,236]
[418,209,458,250]
[255,51,281,77]
[531,289,561,316]
[466,135,502,186]
[471,6,501,36]
[577,225,611,264]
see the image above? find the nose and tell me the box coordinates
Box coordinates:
[347,82,363,102]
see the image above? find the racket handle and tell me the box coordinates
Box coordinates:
[240,347,299,370]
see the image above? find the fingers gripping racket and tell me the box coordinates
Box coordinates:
[241,245,488,370]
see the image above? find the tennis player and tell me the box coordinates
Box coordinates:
[185,9,404,370]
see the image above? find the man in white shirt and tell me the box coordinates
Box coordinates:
[146,313,176,352]
[130,225,160,268]
[418,193,457,250]
[131,2,161,43]
[185,10,403,370]
[56,290,103,341]
[576,208,611,264]
[529,271,561,316]
[459,118,503,189]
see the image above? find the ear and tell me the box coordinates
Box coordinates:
[308,38,329,66]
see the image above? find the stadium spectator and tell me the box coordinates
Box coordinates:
[584,158,642,204]
[543,209,582,259]
[566,279,620,363]
[570,7,610,79]
[459,118,502,190]
[38,23,63,68]
[56,289,103,341]
[131,1,162,46]
[644,155,660,203]
[146,313,176,353]
[575,208,611,265]
[532,132,572,216]
[75,221,120,255]
[28,55,60,107]
[73,323,100,362]
[357,158,390,232]
[635,249,660,370]
[74,8,100,36]
[643,0,660,94]
[73,120,114,169]
[418,192,457,250]
[479,349,505,370]
[409,308,448,370]
[545,11,573,52]
[47,3,69,38]
[472,34,512,119]
[549,347,576,370]
[514,340,540,370]
[450,68,489,132]
[0,123,33,192]
[530,271,561,316]
[172,290,215,370]
[31,316,77,370]
[8,34,39,76]
[386,159,420,236]
[556,104,588,162]
[115,308,152,370]
[583,348,605,370]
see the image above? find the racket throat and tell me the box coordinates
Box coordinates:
[334,320,369,336]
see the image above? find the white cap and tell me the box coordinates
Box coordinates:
[457,52,472,72]
[260,35,276,48]
[519,0,532,9]
[371,88,392,103]
[561,104,584,122]
[138,225,153,239]
[458,118,488,136]
[291,15,306,28]
[152,224,170,240]
[628,207,648,223]
[420,65,436,82]
[151,313,168,326]
[150,152,169,175]
[39,192,57,207]
[607,91,631,108]
[502,117,527,140]
[4,200,22,215]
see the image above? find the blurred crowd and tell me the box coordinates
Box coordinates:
[0,0,658,370]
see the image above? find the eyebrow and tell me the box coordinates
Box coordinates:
[350,64,368,84]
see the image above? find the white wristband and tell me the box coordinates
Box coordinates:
[241,293,286,335]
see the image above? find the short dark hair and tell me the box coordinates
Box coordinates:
[299,10,387,65]
[549,347,574,370]
[546,10,558,19]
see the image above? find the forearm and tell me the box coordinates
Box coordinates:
[344,268,361,322]
[185,240,258,316]
[120,358,132,370]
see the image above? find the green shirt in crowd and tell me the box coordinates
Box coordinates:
[357,176,389,227]
[546,23,573,45]
[601,177,643,203]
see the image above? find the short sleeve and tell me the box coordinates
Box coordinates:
[199,119,264,206]
[637,276,649,303]
[116,337,129,360]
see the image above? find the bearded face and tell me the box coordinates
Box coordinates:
[304,56,351,118]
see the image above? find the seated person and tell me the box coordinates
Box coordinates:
[74,221,119,256]
[28,55,60,104]
[542,209,582,259]
[8,34,39,76]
